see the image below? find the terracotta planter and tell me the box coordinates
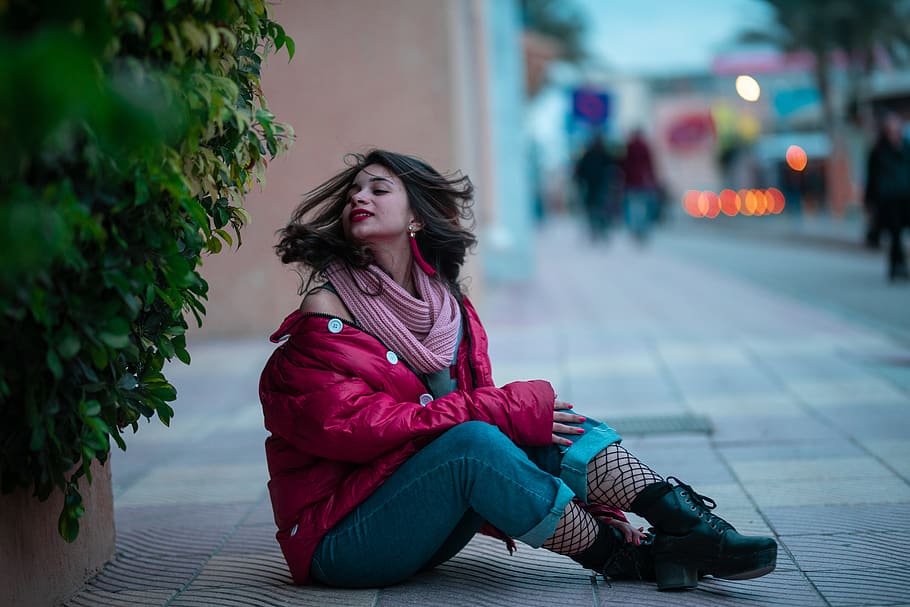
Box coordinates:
[0,461,114,607]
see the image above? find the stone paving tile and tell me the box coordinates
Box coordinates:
[218,523,282,556]
[860,438,910,478]
[170,585,378,607]
[814,403,910,439]
[189,552,293,588]
[782,531,910,571]
[116,463,266,507]
[114,524,231,558]
[594,571,826,607]
[685,392,803,416]
[64,588,175,606]
[708,412,844,443]
[564,352,660,377]
[717,440,870,462]
[747,477,910,508]
[784,378,909,408]
[77,552,206,594]
[378,535,594,607]
[728,456,897,482]
[244,494,279,526]
[807,567,910,607]
[762,503,910,536]
[115,502,254,531]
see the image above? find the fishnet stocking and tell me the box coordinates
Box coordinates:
[541,501,598,555]
[587,444,663,510]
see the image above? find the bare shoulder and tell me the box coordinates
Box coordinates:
[299,287,354,322]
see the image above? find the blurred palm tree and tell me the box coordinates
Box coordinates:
[742,0,910,128]
[520,0,587,64]
[741,0,910,211]
[519,0,589,96]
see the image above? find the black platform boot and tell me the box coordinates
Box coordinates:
[631,477,777,591]
[570,519,655,582]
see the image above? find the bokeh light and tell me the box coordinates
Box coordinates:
[753,189,768,215]
[683,189,702,217]
[767,187,785,214]
[719,189,740,216]
[682,189,786,218]
[703,191,720,218]
[785,145,808,171]
[735,75,761,102]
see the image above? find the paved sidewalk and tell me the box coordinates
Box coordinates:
[66,219,910,606]
[691,208,871,252]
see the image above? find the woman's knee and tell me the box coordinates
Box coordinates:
[437,421,512,454]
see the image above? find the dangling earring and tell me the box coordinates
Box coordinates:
[408,224,437,276]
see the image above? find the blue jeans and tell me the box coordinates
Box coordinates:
[311,417,622,588]
[624,188,656,238]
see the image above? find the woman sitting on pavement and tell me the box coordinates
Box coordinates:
[259,149,778,590]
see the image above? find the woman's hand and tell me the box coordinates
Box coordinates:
[603,518,649,545]
[552,400,585,446]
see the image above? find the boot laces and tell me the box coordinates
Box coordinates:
[667,477,734,533]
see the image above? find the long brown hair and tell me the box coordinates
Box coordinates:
[275,150,477,296]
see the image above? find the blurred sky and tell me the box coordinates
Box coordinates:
[575,0,774,75]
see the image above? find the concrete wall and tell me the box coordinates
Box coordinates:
[480,0,536,283]
[0,462,114,607]
[192,0,494,339]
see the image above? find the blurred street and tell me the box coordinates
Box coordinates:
[66,216,910,607]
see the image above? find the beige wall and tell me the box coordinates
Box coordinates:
[0,462,114,607]
[193,0,490,340]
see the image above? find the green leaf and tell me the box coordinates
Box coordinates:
[285,36,296,61]
[58,511,80,543]
[83,399,102,416]
[117,374,138,390]
[88,345,109,370]
[158,336,176,359]
[46,349,63,379]
[148,382,177,401]
[57,328,81,359]
[157,402,175,426]
[98,318,131,349]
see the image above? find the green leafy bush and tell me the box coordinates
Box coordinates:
[0,0,294,541]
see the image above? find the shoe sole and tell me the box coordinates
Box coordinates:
[719,563,776,580]
[655,546,777,590]
[711,545,778,580]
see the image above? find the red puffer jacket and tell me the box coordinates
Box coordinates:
[259,297,557,584]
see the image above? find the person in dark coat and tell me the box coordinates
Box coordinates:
[622,129,659,240]
[865,111,910,281]
[261,149,778,591]
[574,134,615,240]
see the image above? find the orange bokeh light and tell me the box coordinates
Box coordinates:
[719,189,740,216]
[753,189,768,215]
[766,187,785,214]
[738,189,753,216]
[703,191,720,218]
[786,145,808,171]
[682,190,702,217]
[684,188,786,218]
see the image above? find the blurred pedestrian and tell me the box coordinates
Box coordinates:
[622,129,659,240]
[259,149,778,590]
[574,134,614,240]
[865,111,910,281]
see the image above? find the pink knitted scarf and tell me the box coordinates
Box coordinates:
[325,261,462,374]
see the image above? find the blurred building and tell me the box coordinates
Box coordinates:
[193,0,538,339]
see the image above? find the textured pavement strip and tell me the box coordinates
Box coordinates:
[65,219,910,606]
